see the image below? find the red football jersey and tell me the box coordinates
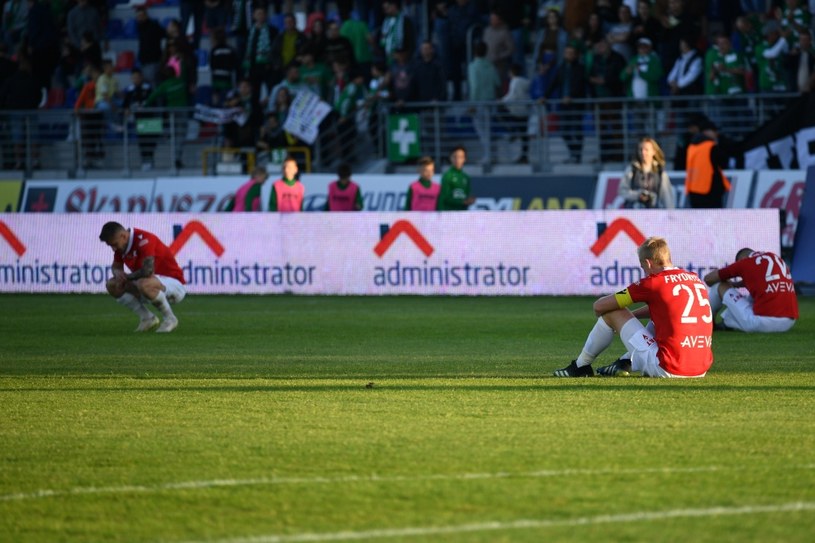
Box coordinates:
[625,268,714,376]
[717,252,798,319]
[113,228,185,284]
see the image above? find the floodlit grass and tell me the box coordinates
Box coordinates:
[0,294,814,543]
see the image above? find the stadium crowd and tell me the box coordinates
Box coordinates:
[0,0,813,170]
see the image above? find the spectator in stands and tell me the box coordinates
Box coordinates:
[732,15,761,79]
[66,0,102,51]
[467,41,501,164]
[499,63,531,164]
[26,0,59,91]
[365,61,389,140]
[122,68,156,171]
[776,0,811,44]
[306,15,327,63]
[668,35,704,128]
[267,62,304,111]
[79,30,102,71]
[134,6,164,86]
[330,60,365,162]
[619,137,675,209]
[785,28,815,92]
[209,26,238,106]
[657,0,700,73]
[494,2,528,70]
[75,63,104,169]
[438,146,474,210]
[631,1,661,49]
[298,45,331,100]
[230,0,254,69]
[180,0,204,50]
[621,37,663,137]
[533,8,568,64]
[224,78,262,152]
[757,20,791,93]
[243,6,279,100]
[587,37,626,163]
[542,44,586,164]
[411,40,446,103]
[389,46,416,108]
[95,59,120,131]
[269,155,304,212]
[162,37,196,101]
[3,0,29,51]
[228,167,268,212]
[324,19,355,68]
[405,156,440,211]
[606,4,634,61]
[325,162,363,211]
[378,0,416,65]
[0,58,41,169]
[340,6,373,81]
[482,10,514,81]
[145,65,189,169]
[270,13,308,80]
[203,0,229,35]
[256,112,289,164]
[708,34,748,96]
[446,0,480,101]
[583,12,605,50]
[684,120,730,208]
[594,0,618,28]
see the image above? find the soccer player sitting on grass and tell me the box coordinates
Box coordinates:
[99,221,186,333]
[554,236,714,378]
[703,248,798,333]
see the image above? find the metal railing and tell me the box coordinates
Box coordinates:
[0,92,800,177]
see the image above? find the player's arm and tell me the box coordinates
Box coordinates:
[111,262,127,286]
[593,288,645,317]
[703,269,721,286]
[125,256,155,281]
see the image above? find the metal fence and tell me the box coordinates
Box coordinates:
[0,92,799,177]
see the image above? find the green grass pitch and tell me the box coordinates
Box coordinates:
[1,294,814,542]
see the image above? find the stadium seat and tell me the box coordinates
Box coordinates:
[65,87,79,108]
[107,19,125,39]
[116,51,136,72]
[194,85,212,105]
[124,18,138,39]
[196,49,208,68]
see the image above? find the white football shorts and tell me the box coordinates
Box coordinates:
[721,289,795,333]
[156,275,187,304]
[619,319,706,378]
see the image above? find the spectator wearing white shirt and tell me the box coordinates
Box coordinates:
[499,63,531,164]
[668,36,703,126]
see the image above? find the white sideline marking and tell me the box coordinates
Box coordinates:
[185,502,815,543]
[2,464,814,503]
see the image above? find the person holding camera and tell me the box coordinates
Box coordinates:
[618,137,675,209]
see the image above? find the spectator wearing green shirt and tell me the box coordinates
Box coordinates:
[145,65,189,169]
[438,146,475,211]
[339,7,373,79]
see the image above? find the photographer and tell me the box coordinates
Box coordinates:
[618,137,675,209]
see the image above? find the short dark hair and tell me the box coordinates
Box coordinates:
[99,221,125,242]
[735,248,754,260]
[337,163,352,178]
[418,156,434,167]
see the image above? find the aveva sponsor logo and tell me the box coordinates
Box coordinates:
[173,221,317,288]
[372,220,531,289]
[590,218,716,287]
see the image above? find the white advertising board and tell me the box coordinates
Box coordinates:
[0,210,780,295]
[21,179,155,213]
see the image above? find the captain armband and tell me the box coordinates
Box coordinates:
[614,289,634,308]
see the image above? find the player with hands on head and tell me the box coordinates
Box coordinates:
[703,248,798,332]
[100,221,186,333]
[554,236,714,378]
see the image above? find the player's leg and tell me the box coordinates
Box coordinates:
[617,318,672,378]
[553,308,635,377]
[707,282,724,315]
[719,288,755,332]
[107,276,158,332]
[134,276,183,333]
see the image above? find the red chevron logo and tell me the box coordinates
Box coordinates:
[169,220,225,257]
[590,218,646,257]
[374,220,434,257]
[0,221,26,257]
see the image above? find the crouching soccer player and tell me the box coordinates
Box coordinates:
[99,221,186,333]
[703,248,798,332]
[554,236,714,378]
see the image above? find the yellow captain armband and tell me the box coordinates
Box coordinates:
[614,289,634,308]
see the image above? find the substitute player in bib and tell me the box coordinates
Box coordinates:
[554,236,714,378]
[703,248,798,333]
[269,156,304,212]
[405,156,440,211]
[99,221,186,333]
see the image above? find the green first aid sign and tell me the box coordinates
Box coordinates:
[387,114,420,162]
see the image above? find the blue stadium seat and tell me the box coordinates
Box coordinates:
[124,18,138,39]
[196,49,208,67]
[107,19,125,39]
[194,85,213,105]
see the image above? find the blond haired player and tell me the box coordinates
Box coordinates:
[554,237,714,378]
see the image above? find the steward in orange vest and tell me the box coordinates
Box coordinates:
[684,125,731,208]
